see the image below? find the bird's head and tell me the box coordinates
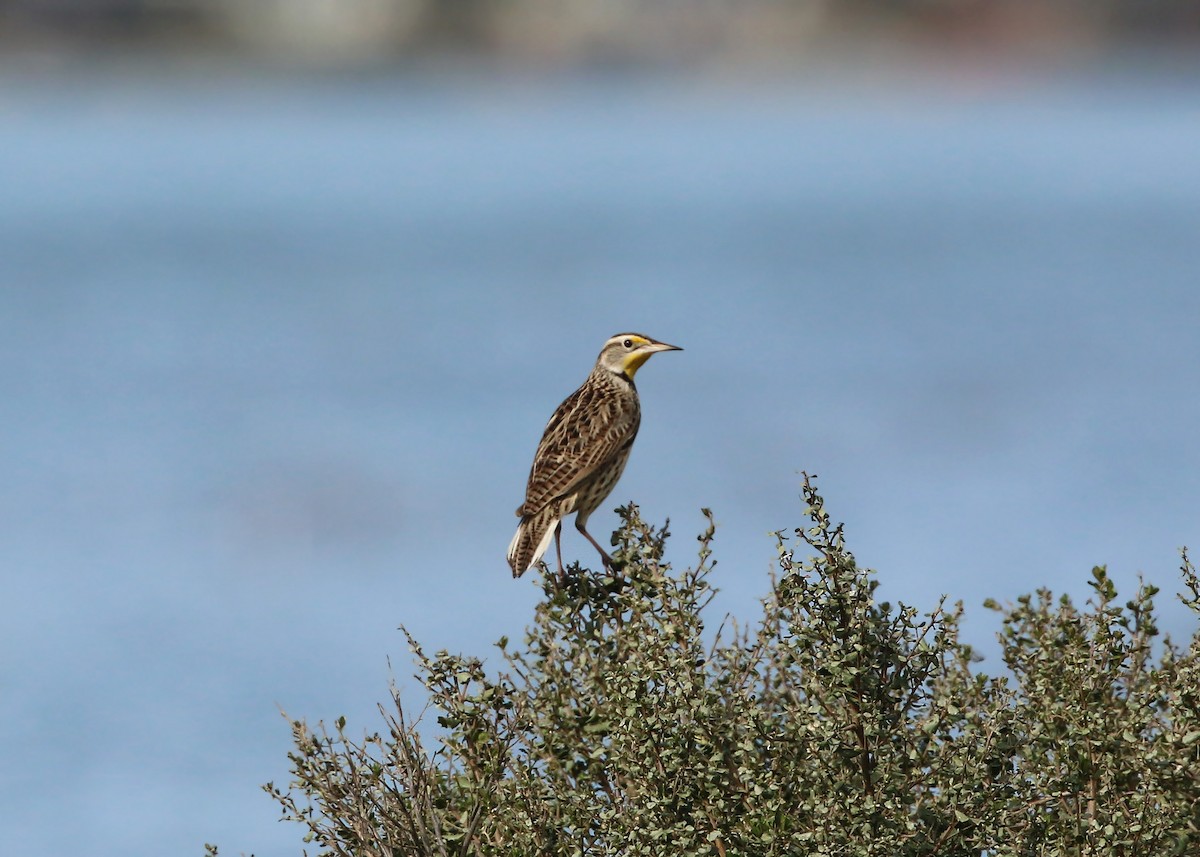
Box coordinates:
[597,333,682,379]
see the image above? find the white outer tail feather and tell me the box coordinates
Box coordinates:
[507,514,561,576]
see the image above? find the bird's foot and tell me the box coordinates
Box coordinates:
[601,552,629,576]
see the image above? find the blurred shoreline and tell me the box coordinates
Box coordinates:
[3,0,1198,71]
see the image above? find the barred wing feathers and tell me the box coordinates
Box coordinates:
[517,375,640,519]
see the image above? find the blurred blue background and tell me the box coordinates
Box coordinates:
[3,3,1200,855]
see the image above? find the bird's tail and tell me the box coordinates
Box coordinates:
[507,506,559,578]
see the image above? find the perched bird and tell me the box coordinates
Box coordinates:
[508,333,682,578]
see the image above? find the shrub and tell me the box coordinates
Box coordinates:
[265,475,1200,856]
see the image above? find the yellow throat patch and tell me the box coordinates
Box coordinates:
[621,337,655,377]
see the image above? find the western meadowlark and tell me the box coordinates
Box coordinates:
[507,333,682,578]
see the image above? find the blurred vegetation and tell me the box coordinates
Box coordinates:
[3,0,1199,64]
[262,475,1200,856]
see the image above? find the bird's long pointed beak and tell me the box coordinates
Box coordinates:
[651,341,682,352]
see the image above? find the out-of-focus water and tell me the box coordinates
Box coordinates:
[3,60,1199,856]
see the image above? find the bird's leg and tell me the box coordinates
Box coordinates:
[554,521,567,585]
[576,519,615,571]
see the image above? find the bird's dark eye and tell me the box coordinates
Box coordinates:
[623,338,633,348]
